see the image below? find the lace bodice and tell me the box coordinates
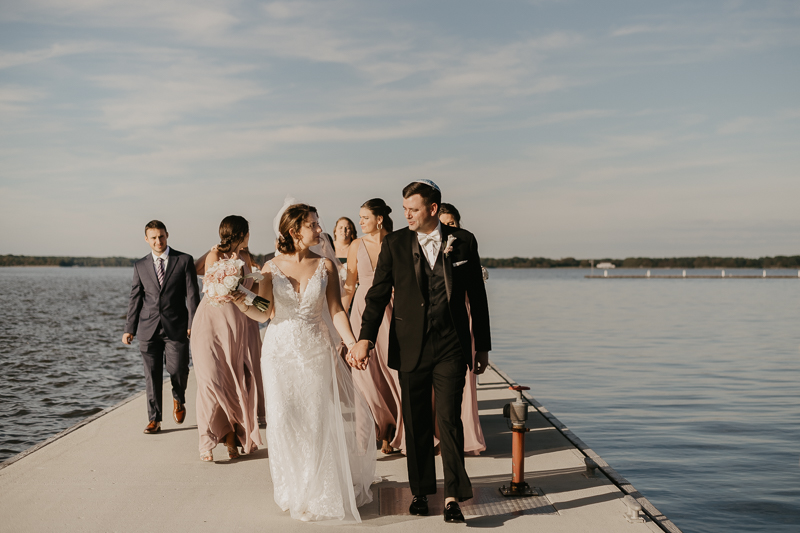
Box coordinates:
[268,259,327,323]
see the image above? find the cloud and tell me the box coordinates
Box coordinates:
[1,0,241,38]
[717,109,800,135]
[607,3,800,65]
[2,1,800,257]
[0,42,100,69]
[611,25,662,38]
[0,85,45,113]
[91,57,264,129]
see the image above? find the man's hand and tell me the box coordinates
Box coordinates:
[348,340,371,370]
[122,333,134,345]
[187,329,191,339]
[474,351,489,375]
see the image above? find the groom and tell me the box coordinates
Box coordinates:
[122,220,200,434]
[350,180,491,523]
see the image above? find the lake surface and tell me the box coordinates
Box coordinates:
[1,266,798,532]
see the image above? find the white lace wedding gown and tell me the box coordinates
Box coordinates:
[261,259,377,522]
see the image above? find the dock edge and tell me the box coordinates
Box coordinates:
[0,388,147,471]
[488,361,684,533]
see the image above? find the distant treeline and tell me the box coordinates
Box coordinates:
[480,256,800,269]
[3,254,800,269]
[0,255,136,267]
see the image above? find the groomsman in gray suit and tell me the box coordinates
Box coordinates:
[122,220,200,434]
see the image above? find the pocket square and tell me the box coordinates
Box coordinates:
[453,260,468,267]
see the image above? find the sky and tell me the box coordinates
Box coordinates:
[1,0,799,259]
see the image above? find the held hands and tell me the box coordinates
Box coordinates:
[347,340,371,370]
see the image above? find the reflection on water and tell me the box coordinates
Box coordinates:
[487,268,800,533]
[1,267,798,532]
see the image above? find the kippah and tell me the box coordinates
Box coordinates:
[414,179,440,192]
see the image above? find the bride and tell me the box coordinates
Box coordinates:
[233,202,377,522]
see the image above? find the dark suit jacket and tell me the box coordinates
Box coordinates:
[359,225,491,373]
[124,248,200,342]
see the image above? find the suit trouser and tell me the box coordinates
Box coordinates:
[139,326,190,422]
[400,334,472,500]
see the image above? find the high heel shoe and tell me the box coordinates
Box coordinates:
[224,430,240,460]
[225,440,240,460]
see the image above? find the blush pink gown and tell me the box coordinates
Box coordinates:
[191,263,263,455]
[349,241,405,450]
[462,297,486,455]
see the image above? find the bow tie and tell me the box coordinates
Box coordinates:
[418,230,441,247]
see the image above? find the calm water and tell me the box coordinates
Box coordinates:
[1,267,798,532]
[487,268,800,533]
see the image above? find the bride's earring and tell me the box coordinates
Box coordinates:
[378,223,382,230]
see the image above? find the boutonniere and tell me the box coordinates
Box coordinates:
[444,235,456,257]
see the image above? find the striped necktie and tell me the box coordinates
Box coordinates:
[156,257,165,287]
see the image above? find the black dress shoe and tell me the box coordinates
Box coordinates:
[443,501,465,523]
[409,495,429,516]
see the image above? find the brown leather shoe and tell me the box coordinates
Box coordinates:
[143,421,161,434]
[173,400,186,424]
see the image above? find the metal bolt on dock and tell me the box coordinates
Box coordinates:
[623,495,646,523]
[583,456,600,478]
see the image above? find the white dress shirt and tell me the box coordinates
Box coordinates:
[151,246,171,272]
[417,222,442,269]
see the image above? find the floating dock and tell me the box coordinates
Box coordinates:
[587,275,798,279]
[0,363,681,532]
[586,273,799,279]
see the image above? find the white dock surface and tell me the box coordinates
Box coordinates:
[0,364,679,532]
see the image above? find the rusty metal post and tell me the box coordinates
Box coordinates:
[500,385,537,497]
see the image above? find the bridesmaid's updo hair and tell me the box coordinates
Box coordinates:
[438,203,461,228]
[277,204,318,255]
[217,215,249,254]
[361,198,393,233]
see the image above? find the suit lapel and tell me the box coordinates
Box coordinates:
[143,254,160,292]
[441,225,453,301]
[410,230,424,296]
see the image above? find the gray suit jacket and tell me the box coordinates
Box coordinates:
[124,248,200,342]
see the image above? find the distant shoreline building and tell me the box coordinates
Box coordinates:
[596,262,615,269]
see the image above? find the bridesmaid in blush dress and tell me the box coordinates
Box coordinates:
[190,215,263,461]
[343,199,405,454]
[439,203,486,455]
[194,246,265,426]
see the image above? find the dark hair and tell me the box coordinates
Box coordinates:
[144,220,167,234]
[402,181,441,208]
[217,215,249,253]
[361,198,393,233]
[277,204,318,255]
[438,203,461,228]
[335,217,357,242]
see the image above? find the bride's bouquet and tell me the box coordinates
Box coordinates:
[203,257,270,312]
